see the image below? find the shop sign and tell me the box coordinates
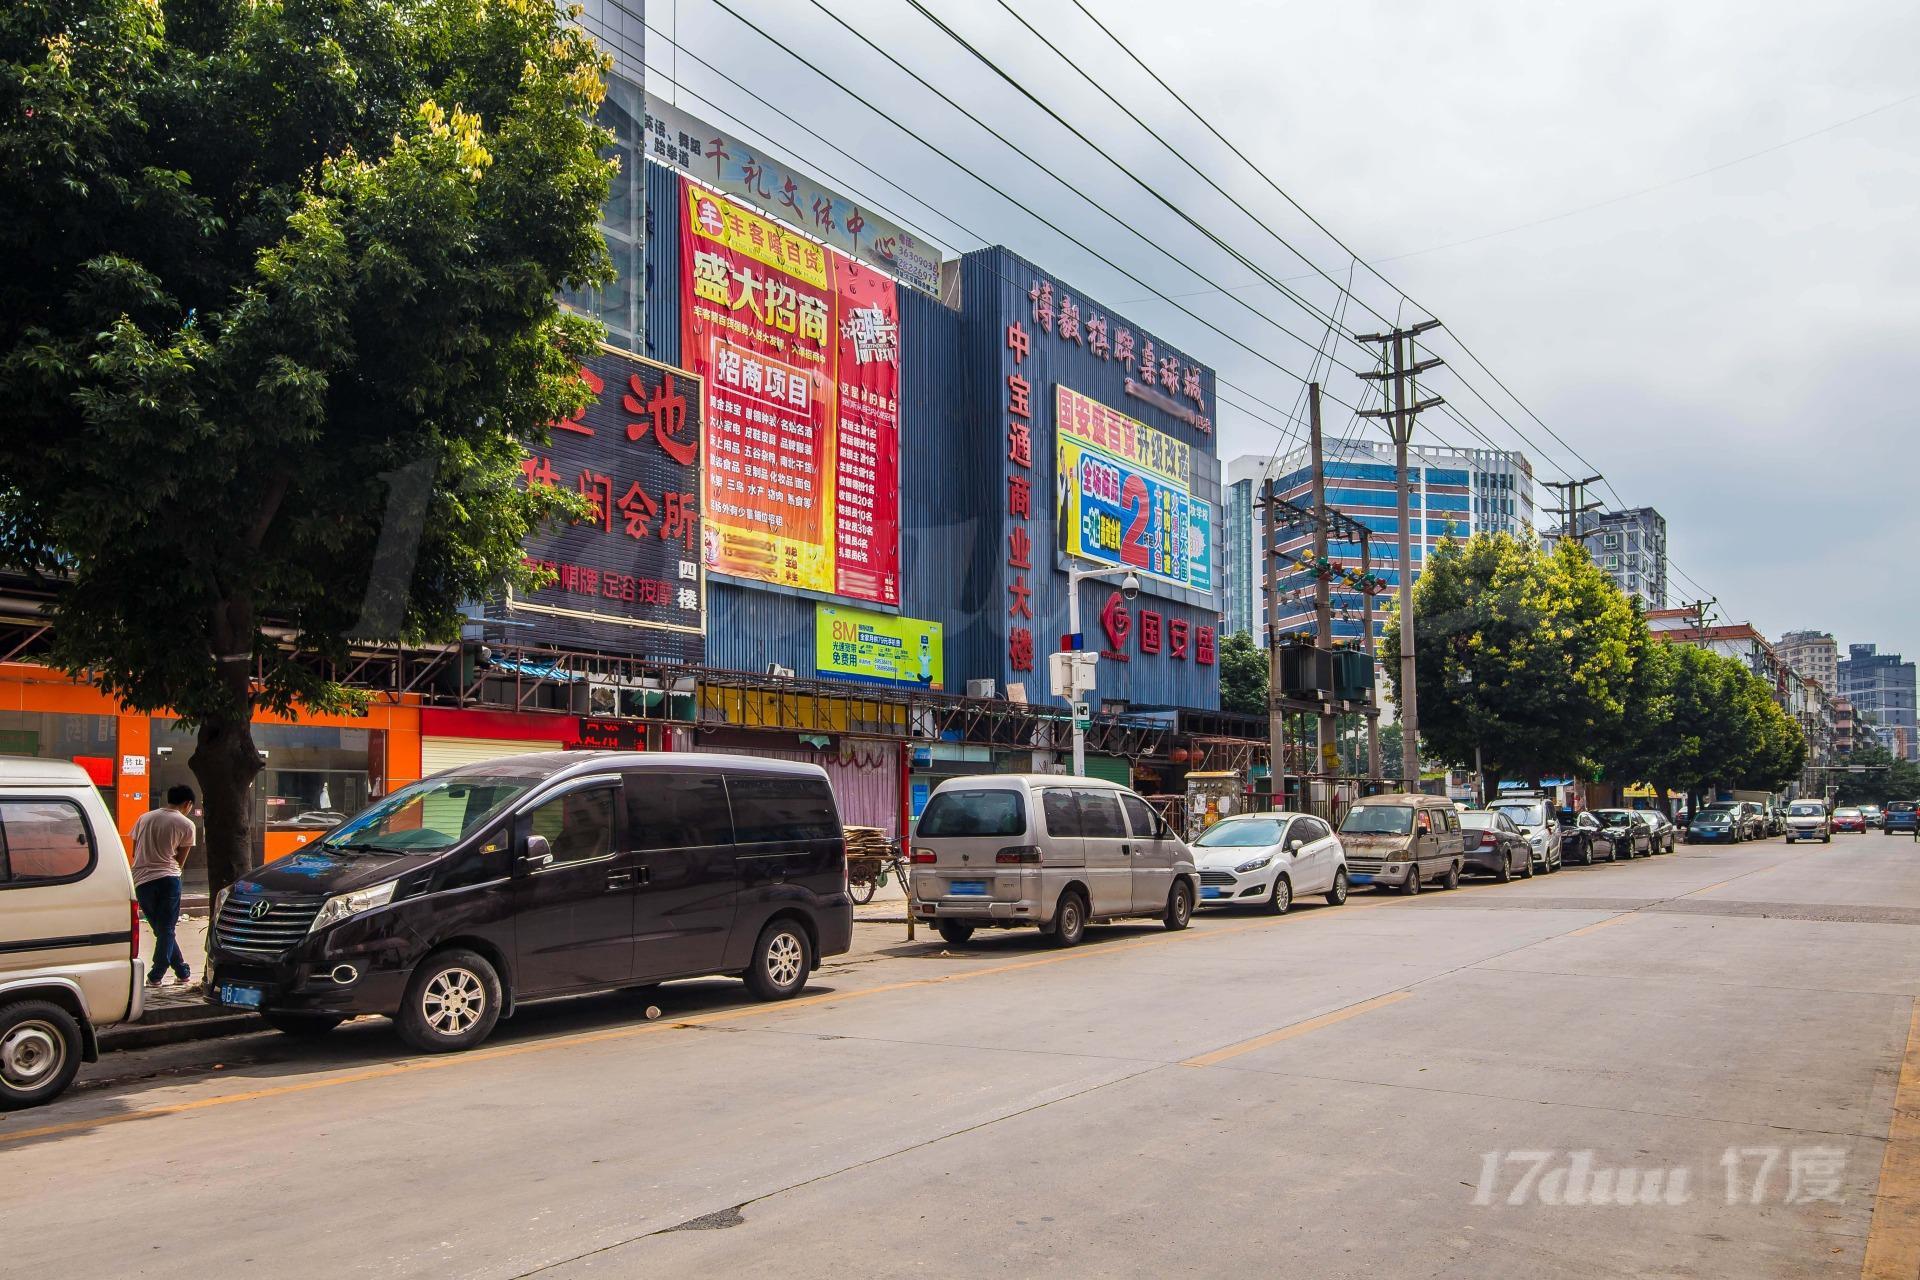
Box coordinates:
[1093,592,1215,669]
[575,717,646,750]
[512,345,706,662]
[1005,320,1035,676]
[817,604,942,689]
[1025,276,1211,433]
[646,96,944,297]
[1055,386,1212,594]
[680,178,900,606]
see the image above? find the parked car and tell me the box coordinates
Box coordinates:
[1886,801,1919,836]
[1784,800,1831,844]
[1336,793,1467,895]
[1594,809,1654,857]
[1859,804,1884,830]
[912,775,1198,946]
[208,752,853,1053]
[1638,809,1678,854]
[1190,811,1347,914]
[1459,811,1533,882]
[1687,810,1740,844]
[1486,795,1562,873]
[1832,806,1868,834]
[0,758,145,1109]
[1559,810,1617,865]
[1700,802,1764,842]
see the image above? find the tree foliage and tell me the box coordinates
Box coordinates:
[0,0,614,894]
[1830,743,1920,807]
[1219,630,1267,717]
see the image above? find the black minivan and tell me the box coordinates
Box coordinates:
[205,752,852,1052]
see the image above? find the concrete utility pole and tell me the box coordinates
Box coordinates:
[1309,384,1336,806]
[1356,319,1445,790]
[1544,475,1604,544]
[1263,477,1286,808]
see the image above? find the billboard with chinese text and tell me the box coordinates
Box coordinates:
[816,604,943,690]
[680,178,901,607]
[509,345,706,663]
[1055,387,1213,593]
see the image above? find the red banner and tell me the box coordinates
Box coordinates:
[679,177,899,605]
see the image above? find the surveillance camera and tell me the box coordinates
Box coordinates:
[154,746,173,759]
[257,749,270,763]
[1120,573,1140,601]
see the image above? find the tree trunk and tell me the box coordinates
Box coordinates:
[190,713,262,902]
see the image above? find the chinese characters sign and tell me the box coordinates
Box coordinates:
[1027,277,1212,434]
[647,96,944,297]
[680,178,901,606]
[1056,388,1214,593]
[816,604,944,690]
[512,346,706,662]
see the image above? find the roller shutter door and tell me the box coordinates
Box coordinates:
[701,743,901,838]
[420,736,563,776]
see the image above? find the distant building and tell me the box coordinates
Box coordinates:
[1777,630,1839,694]
[1839,644,1919,762]
[1833,697,1856,757]
[1544,507,1668,608]
[1220,455,1267,640]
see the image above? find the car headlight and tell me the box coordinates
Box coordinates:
[309,881,398,934]
[1235,854,1274,874]
[1529,833,1547,848]
[214,886,231,917]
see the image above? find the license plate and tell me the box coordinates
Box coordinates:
[218,982,264,1009]
[1201,886,1225,899]
[948,880,987,896]
[1349,874,1375,885]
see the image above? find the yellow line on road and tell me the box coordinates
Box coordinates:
[1181,991,1413,1068]
[1863,998,1920,1280]
[1565,914,1636,938]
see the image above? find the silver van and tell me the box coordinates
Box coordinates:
[909,776,1198,946]
[1,758,144,1108]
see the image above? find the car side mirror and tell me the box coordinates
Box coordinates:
[1287,838,1304,853]
[520,833,554,873]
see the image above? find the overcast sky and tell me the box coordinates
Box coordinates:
[647,0,1919,659]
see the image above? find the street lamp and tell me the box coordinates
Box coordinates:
[1060,561,1140,776]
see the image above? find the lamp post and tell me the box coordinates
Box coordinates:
[1063,560,1140,777]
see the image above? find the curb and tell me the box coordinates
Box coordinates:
[102,1004,261,1052]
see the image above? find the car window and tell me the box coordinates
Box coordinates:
[626,773,733,850]
[525,784,618,865]
[727,775,839,843]
[1078,790,1128,839]
[1120,794,1160,838]
[0,799,96,885]
[1342,805,1412,836]
[1415,810,1433,835]
[1042,789,1083,837]
[920,789,1026,838]
[1194,817,1284,848]
[1444,808,1460,833]
[1491,801,1546,827]
[1300,818,1331,842]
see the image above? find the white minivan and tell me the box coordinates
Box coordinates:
[909,775,1199,946]
[0,758,144,1109]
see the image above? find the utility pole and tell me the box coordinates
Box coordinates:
[1544,474,1605,545]
[1309,383,1336,807]
[1262,478,1286,809]
[1360,532,1381,786]
[1678,597,1717,635]
[1356,319,1444,790]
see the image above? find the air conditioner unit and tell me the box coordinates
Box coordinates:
[765,663,795,679]
[966,678,997,699]
[586,679,622,717]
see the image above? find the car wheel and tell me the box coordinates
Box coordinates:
[1265,874,1293,916]
[1326,868,1349,906]
[1521,855,1535,879]
[396,949,503,1054]
[936,919,975,946]
[1050,890,1088,947]
[0,999,84,1111]
[262,1012,347,1038]
[1400,867,1421,896]
[1495,855,1511,884]
[745,919,813,1001]
[1165,880,1194,930]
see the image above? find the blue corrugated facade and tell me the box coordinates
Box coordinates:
[638,160,1218,709]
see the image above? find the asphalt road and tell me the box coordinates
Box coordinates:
[4,834,1918,1279]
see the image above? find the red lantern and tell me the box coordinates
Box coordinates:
[1170,747,1190,763]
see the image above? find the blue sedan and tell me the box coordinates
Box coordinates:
[1687,811,1737,843]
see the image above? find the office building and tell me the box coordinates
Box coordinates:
[1839,644,1919,762]
[1545,507,1668,608]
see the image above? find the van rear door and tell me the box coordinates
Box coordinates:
[913,785,1035,907]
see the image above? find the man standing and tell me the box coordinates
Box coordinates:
[131,785,198,986]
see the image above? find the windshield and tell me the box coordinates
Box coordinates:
[1193,818,1286,848]
[1789,803,1824,816]
[1341,805,1412,836]
[320,775,536,855]
[1836,808,1862,818]
[1490,801,1546,827]
[1596,810,1634,824]
[1695,813,1730,825]
[918,789,1026,838]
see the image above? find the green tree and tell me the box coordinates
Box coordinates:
[1831,743,1920,807]
[0,0,613,897]
[1599,610,1675,805]
[1219,630,1267,717]
[1382,532,1636,791]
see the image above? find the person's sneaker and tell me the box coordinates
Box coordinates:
[172,967,192,985]
[146,973,165,987]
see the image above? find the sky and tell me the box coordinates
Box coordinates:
[643,0,1920,659]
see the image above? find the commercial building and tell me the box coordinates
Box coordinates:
[1544,507,1668,609]
[1839,643,1918,761]
[1778,630,1839,694]
[0,102,1239,877]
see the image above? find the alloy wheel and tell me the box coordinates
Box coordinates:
[422,967,487,1038]
[766,931,806,988]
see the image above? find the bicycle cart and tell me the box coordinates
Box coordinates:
[845,826,902,905]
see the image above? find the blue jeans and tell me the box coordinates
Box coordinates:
[135,877,188,980]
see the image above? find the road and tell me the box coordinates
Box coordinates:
[3,834,1918,1279]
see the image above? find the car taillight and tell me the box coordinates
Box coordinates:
[995,845,1042,865]
[911,848,937,864]
[1480,833,1497,848]
[130,900,140,960]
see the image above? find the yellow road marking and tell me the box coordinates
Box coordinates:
[1863,998,1920,1279]
[0,895,1400,1147]
[1181,991,1413,1068]
[1565,914,1636,938]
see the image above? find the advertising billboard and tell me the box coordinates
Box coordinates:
[509,345,706,663]
[679,178,901,607]
[1055,386,1212,593]
[816,604,943,690]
